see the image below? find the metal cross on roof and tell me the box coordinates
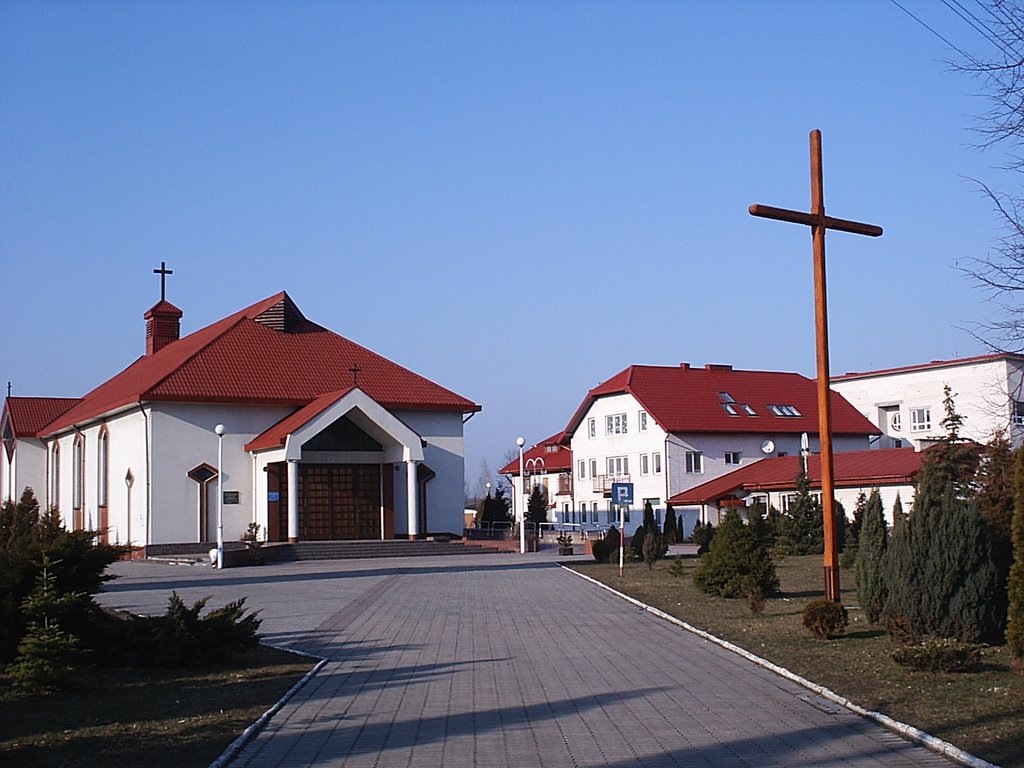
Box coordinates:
[749,129,883,603]
[153,261,173,301]
[350,364,362,387]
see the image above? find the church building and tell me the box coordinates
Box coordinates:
[1,277,480,550]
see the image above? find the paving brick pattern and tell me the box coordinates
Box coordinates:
[99,555,961,768]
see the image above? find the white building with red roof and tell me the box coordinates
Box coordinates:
[668,447,921,527]
[563,363,878,535]
[498,432,574,526]
[1,287,480,550]
[831,353,1024,450]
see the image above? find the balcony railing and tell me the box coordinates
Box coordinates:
[592,473,630,494]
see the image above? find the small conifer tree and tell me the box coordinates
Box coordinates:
[663,503,678,544]
[694,509,778,598]
[883,485,999,643]
[527,485,548,527]
[775,464,823,555]
[1006,445,1024,659]
[977,431,1016,626]
[854,488,888,623]
[7,557,86,693]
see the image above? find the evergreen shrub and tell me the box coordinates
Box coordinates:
[691,521,715,554]
[152,593,262,667]
[891,638,983,672]
[693,510,777,599]
[802,599,848,639]
[591,527,620,563]
[854,488,888,624]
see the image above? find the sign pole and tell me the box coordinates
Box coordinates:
[619,503,625,577]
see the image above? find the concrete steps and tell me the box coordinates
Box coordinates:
[271,539,501,562]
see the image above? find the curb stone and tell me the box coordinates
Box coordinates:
[207,646,328,768]
[561,565,1000,768]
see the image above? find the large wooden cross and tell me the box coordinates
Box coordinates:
[153,261,173,301]
[749,129,882,602]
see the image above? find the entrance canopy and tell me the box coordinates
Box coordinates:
[245,387,424,463]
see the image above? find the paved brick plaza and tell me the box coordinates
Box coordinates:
[99,553,963,768]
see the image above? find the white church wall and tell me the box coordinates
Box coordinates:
[394,410,467,536]
[149,403,290,544]
[4,438,47,506]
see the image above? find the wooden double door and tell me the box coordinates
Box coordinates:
[270,463,390,541]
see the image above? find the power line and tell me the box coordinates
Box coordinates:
[942,0,1024,60]
[888,0,977,60]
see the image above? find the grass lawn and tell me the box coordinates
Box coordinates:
[569,555,1023,768]
[0,645,313,768]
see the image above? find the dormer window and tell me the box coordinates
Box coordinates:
[721,403,739,416]
[769,404,802,417]
[718,392,735,403]
[741,404,757,416]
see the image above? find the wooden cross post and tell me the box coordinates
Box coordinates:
[749,129,882,602]
[349,364,362,387]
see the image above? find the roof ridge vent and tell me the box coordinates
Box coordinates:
[705,363,733,371]
[254,294,306,332]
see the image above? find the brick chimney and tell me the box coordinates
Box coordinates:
[144,300,183,355]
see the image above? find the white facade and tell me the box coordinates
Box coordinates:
[831,355,1024,450]
[569,392,870,536]
[34,395,468,549]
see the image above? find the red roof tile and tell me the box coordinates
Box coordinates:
[499,432,572,475]
[564,364,878,438]
[3,397,80,437]
[668,448,922,506]
[42,292,479,434]
[244,388,353,452]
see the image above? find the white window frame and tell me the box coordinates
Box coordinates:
[588,418,596,438]
[685,451,703,474]
[639,411,648,431]
[578,460,586,479]
[653,452,663,474]
[606,413,628,435]
[607,456,629,476]
[910,407,931,432]
[1013,400,1024,425]
[590,459,598,479]
[640,454,650,475]
[724,451,741,465]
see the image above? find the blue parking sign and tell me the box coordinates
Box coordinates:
[611,482,633,505]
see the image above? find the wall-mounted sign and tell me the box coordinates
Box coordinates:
[267,491,280,502]
[223,491,240,505]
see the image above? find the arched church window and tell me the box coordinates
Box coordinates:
[73,434,84,529]
[51,442,60,506]
[97,428,109,508]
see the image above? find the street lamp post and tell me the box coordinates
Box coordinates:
[215,424,225,569]
[125,469,134,557]
[516,437,526,554]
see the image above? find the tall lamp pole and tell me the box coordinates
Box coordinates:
[516,437,526,554]
[215,424,225,569]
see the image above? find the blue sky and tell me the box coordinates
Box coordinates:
[1,1,1017,493]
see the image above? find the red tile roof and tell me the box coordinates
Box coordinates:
[3,397,80,437]
[563,364,878,439]
[832,352,1024,382]
[499,432,572,475]
[244,388,353,452]
[41,292,479,435]
[668,448,922,506]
